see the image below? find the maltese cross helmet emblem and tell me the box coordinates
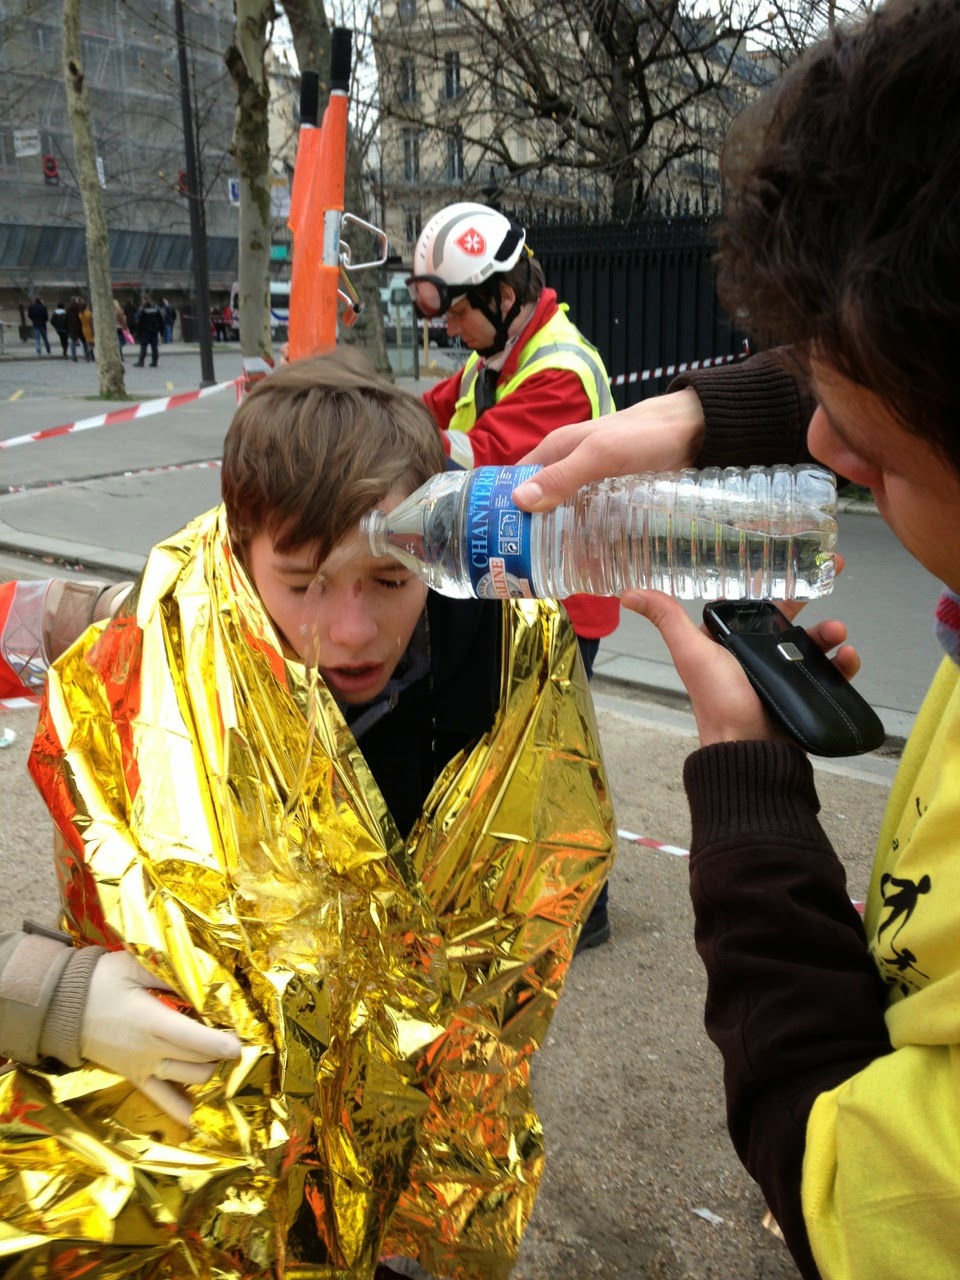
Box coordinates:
[456,228,486,255]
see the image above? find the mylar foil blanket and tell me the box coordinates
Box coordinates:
[5,506,614,1279]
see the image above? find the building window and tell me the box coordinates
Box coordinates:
[403,129,420,182]
[404,208,422,245]
[447,128,464,182]
[445,0,461,9]
[398,57,416,103]
[33,23,56,55]
[398,0,416,18]
[443,51,461,100]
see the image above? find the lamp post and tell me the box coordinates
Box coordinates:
[174,0,215,386]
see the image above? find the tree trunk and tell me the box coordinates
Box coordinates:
[282,0,391,377]
[62,0,125,398]
[227,0,273,362]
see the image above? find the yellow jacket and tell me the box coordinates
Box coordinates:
[804,657,960,1279]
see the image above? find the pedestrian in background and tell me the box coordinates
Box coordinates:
[124,297,137,344]
[79,300,95,362]
[49,302,68,358]
[65,298,86,362]
[162,298,176,343]
[27,295,51,357]
[134,294,163,367]
[113,297,126,362]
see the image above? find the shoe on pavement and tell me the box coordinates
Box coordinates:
[575,900,611,953]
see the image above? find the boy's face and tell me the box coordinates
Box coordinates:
[807,358,960,594]
[246,492,429,704]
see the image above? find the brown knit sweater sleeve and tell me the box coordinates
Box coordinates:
[684,740,892,1280]
[669,347,817,469]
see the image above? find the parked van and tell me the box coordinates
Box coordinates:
[228,281,291,341]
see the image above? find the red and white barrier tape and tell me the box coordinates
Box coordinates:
[610,349,748,389]
[617,828,689,857]
[0,378,240,452]
[617,827,865,914]
[1,349,752,451]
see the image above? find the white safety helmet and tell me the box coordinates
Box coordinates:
[407,202,527,320]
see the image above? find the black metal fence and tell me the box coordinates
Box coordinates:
[524,213,750,410]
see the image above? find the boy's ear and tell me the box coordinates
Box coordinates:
[498,283,516,313]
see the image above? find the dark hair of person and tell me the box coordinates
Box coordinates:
[222,347,446,566]
[716,0,960,466]
[496,249,545,305]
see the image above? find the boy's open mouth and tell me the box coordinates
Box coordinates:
[323,663,386,697]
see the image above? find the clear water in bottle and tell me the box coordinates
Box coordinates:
[362,464,838,602]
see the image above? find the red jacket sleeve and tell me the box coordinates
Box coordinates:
[439,369,594,467]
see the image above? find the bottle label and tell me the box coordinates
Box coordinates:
[466,465,539,600]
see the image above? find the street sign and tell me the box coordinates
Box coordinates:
[228,177,241,206]
[13,128,40,159]
[96,156,106,188]
[42,155,59,185]
[270,176,290,219]
[270,244,289,261]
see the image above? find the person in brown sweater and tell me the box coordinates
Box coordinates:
[515,3,960,1277]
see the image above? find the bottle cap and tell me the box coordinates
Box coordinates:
[361,510,386,557]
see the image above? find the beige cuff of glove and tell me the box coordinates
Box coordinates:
[43,580,134,664]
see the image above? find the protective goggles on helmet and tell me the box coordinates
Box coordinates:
[405,275,470,320]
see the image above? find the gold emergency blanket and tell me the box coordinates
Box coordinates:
[3,507,614,1279]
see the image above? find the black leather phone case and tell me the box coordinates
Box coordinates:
[722,626,886,757]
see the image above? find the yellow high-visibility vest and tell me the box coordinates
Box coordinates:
[447,304,612,450]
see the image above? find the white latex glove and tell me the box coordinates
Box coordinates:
[80,950,242,1125]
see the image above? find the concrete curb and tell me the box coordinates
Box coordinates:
[0,346,235,364]
[0,520,145,578]
[836,496,880,516]
[593,670,911,757]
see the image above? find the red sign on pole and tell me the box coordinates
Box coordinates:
[42,154,59,185]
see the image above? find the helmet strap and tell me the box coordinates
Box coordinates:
[466,273,525,359]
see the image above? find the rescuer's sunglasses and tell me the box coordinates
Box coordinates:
[405,274,470,319]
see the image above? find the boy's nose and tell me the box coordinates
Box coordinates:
[324,588,379,650]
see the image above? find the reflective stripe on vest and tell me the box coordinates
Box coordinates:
[448,306,612,440]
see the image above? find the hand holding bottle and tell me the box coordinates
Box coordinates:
[512,388,706,513]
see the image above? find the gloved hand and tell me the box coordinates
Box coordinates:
[80,950,242,1125]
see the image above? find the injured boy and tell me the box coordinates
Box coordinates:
[0,351,613,1280]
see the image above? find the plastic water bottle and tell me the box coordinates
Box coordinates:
[361,464,838,601]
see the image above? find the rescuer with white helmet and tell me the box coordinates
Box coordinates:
[411,200,617,952]
[407,202,530,357]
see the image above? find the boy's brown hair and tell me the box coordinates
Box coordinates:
[222,348,446,565]
[716,0,960,467]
